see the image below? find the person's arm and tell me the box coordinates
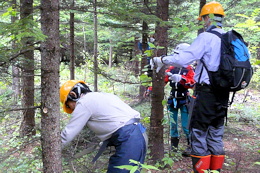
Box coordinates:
[61,102,91,147]
[151,34,207,72]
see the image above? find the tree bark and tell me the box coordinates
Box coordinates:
[19,0,36,137]
[109,39,113,68]
[93,0,98,91]
[149,0,169,163]
[40,0,62,172]
[11,0,21,103]
[139,20,149,99]
[198,0,207,35]
[70,0,75,80]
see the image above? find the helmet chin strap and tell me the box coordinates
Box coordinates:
[67,83,84,101]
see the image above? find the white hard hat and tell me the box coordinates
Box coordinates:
[173,43,190,53]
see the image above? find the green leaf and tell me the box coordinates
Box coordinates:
[235,14,249,18]
[156,46,165,50]
[129,159,139,164]
[114,165,133,170]
[144,50,153,57]
[141,164,160,170]
[171,27,181,33]
[254,161,260,165]
[182,26,189,32]
[148,42,156,48]
[209,13,214,19]
[162,99,167,106]
[130,166,139,173]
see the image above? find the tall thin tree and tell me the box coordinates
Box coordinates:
[70,0,75,80]
[93,0,98,91]
[149,0,169,163]
[198,0,207,35]
[40,0,62,171]
[139,20,149,99]
[19,0,36,137]
[11,0,20,103]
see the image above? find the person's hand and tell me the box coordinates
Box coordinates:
[166,72,173,76]
[169,74,182,82]
[150,57,164,73]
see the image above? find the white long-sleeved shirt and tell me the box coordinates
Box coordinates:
[163,26,225,84]
[61,92,140,146]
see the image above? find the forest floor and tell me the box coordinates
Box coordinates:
[159,120,260,173]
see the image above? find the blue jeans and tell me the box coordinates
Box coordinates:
[168,104,189,139]
[107,123,147,173]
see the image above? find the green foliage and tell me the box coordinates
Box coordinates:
[114,159,160,172]
[2,6,17,17]
[139,73,151,87]
[161,154,174,167]
[254,162,260,165]
[229,98,260,125]
[0,112,42,172]
[233,8,260,51]
[1,6,46,44]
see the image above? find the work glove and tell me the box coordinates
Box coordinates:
[150,56,164,73]
[169,74,182,83]
[166,72,173,76]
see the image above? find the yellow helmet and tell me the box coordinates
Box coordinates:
[198,1,225,20]
[60,80,86,114]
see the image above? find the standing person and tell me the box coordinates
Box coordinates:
[150,2,228,172]
[165,43,195,157]
[143,86,153,98]
[60,80,147,173]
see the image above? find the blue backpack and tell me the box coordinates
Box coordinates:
[202,29,253,105]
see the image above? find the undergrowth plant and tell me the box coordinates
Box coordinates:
[114,159,160,173]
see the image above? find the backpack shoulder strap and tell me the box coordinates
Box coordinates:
[207,29,222,38]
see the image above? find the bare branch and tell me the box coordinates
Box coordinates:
[0,106,41,114]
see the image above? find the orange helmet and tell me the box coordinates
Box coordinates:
[198,1,225,20]
[60,80,86,114]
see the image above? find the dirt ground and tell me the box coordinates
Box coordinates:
[148,119,260,173]
[172,121,260,173]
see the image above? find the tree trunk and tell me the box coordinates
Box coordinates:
[149,0,169,163]
[139,20,149,99]
[133,36,140,76]
[11,0,21,103]
[19,0,36,137]
[70,0,75,80]
[199,0,207,12]
[40,0,62,172]
[198,0,207,35]
[109,39,113,68]
[93,0,98,91]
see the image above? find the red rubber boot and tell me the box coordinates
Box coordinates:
[191,155,211,173]
[210,155,225,172]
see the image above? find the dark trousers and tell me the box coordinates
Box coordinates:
[107,123,146,173]
[190,85,229,156]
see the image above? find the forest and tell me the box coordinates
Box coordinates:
[0,0,259,172]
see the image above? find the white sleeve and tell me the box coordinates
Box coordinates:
[162,34,207,67]
[61,102,91,147]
